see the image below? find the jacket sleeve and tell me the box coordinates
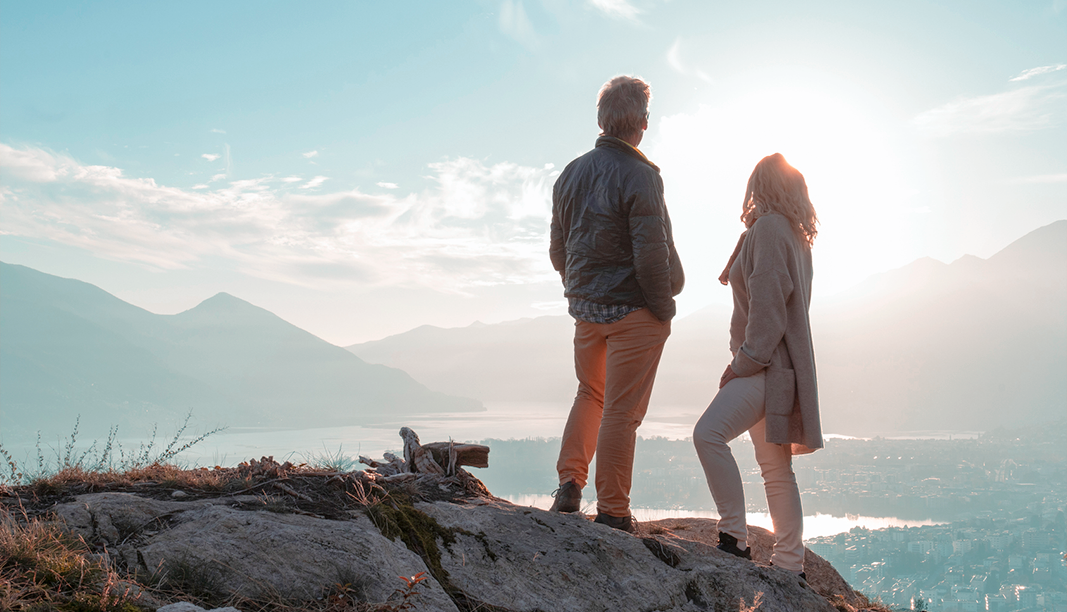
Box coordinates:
[731,220,794,377]
[549,179,567,278]
[666,211,685,297]
[629,173,677,322]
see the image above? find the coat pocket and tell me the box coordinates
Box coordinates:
[765,366,796,417]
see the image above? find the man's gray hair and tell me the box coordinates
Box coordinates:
[597,76,651,140]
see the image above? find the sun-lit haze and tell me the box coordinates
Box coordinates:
[1,1,1064,344]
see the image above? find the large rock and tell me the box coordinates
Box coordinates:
[53,491,868,612]
[57,492,457,611]
[421,498,841,612]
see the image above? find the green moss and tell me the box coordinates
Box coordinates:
[363,497,517,612]
[365,498,455,584]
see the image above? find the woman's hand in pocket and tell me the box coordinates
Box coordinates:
[719,364,739,389]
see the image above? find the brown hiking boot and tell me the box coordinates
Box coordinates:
[594,512,637,533]
[549,481,582,513]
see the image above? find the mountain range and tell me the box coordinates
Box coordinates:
[1,221,1062,442]
[348,220,1067,436]
[0,263,481,442]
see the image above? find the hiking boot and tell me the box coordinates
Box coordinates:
[549,481,582,513]
[716,531,752,560]
[594,512,638,533]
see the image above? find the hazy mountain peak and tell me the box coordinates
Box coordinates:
[1,264,482,439]
[198,291,252,308]
[950,254,984,266]
[987,219,1066,269]
[175,291,276,322]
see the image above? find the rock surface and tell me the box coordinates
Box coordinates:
[52,490,872,612]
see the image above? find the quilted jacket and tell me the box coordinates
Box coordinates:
[549,136,684,322]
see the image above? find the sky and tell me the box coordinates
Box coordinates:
[2,0,1065,345]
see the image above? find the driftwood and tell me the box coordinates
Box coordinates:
[400,427,445,475]
[423,442,490,471]
[359,453,406,476]
[359,427,491,478]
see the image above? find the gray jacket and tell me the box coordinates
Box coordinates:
[549,136,684,322]
[729,213,823,453]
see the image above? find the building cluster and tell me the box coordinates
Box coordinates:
[629,426,1065,523]
[807,507,1066,611]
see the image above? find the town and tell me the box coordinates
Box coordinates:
[482,419,1066,611]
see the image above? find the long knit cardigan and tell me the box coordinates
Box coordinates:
[728,213,823,454]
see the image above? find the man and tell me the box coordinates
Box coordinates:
[548,75,684,532]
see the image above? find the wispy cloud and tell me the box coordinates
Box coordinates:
[1004,173,1067,185]
[913,81,1067,136]
[201,153,221,161]
[282,176,302,183]
[302,176,329,189]
[667,39,712,83]
[377,182,399,189]
[0,143,559,291]
[499,0,538,48]
[302,150,319,159]
[1010,64,1066,82]
[588,0,640,20]
[210,128,226,134]
[210,173,227,182]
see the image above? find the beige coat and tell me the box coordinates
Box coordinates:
[728,213,823,453]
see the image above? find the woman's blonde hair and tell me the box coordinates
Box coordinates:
[741,153,818,246]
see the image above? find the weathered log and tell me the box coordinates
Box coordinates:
[423,442,490,470]
[360,453,406,476]
[400,427,445,475]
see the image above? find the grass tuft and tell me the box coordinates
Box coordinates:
[306,444,361,473]
[1,506,145,611]
[0,411,226,487]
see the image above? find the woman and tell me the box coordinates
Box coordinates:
[694,152,823,578]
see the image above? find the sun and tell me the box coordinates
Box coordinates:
[651,85,916,310]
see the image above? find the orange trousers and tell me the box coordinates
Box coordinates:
[555,308,671,517]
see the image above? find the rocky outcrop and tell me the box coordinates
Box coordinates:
[52,489,873,611]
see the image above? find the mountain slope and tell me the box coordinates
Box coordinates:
[348,316,577,402]
[0,263,481,441]
[348,220,1067,435]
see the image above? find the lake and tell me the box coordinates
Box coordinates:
[0,403,956,539]
[504,494,941,540]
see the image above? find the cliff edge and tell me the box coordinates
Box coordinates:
[2,448,887,612]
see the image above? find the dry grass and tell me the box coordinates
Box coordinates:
[1,505,146,611]
[739,592,763,611]
[28,462,233,495]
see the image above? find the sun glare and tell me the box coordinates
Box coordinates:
[653,86,919,309]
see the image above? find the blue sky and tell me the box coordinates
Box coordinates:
[2,0,1065,344]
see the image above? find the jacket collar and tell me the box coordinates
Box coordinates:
[595,136,660,172]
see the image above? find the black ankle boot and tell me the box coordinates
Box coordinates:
[716,531,752,560]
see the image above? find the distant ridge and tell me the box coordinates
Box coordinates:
[348,220,1067,436]
[0,263,482,441]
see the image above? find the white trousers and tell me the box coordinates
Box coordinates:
[693,371,805,572]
